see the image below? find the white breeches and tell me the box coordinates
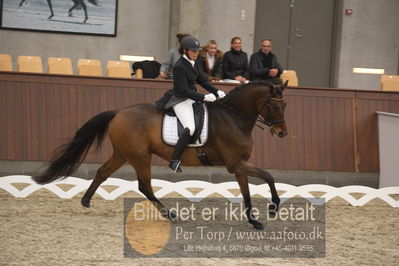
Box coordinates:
[173,99,195,136]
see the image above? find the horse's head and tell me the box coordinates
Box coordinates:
[258,80,288,138]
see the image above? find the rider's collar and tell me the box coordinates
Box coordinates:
[183,54,195,68]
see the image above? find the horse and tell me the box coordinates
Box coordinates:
[19,0,98,23]
[33,80,288,230]
[68,0,98,23]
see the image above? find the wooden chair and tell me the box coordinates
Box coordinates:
[107,60,131,78]
[134,68,144,79]
[48,57,73,75]
[0,54,13,71]
[77,59,102,76]
[281,70,298,86]
[18,55,43,73]
[381,75,399,91]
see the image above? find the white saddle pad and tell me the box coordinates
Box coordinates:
[162,106,208,147]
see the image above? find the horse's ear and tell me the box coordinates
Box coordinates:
[282,80,289,90]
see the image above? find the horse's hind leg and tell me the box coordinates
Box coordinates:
[129,156,174,219]
[81,2,88,23]
[81,150,126,208]
[46,0,54,19]
[68,4,78,17]
[236,174,264,230]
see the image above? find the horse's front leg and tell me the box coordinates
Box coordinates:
[234,161,280,218]
[235,173,264,230]
[82,2,88,23]
[68,4,78,17]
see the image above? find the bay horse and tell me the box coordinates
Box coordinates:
[33,80,288,230]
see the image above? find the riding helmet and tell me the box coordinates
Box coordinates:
[180,36,201,51]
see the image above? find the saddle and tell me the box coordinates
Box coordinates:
[162,102,208,147]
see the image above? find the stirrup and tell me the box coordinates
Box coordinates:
[169,160,182,173]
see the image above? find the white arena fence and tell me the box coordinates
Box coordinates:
[0,175,398,207]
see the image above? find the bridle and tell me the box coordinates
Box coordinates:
[256,96,286,129]
[217,94,286,130]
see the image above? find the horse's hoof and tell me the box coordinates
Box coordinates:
[268,202,279,217]
[168,210,177,220]
[48,14,54,19]
[250,220,264,230]
[81,198,90,208]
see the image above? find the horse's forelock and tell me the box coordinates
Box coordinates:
[274,86,282,96]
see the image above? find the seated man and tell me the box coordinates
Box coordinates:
[249,39,283,84]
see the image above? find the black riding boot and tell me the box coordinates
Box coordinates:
[169,128,191,173]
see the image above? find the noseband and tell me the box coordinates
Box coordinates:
[257,96,285,128]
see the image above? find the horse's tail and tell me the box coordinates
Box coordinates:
[88,0,99,6]
[33,110,117,185]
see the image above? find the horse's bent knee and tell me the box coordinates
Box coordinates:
[260,170,274,183]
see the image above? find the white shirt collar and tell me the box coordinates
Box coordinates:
[183,54,195,67]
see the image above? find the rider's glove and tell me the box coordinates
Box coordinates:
[204,93,217,102]
[217,90,226,99]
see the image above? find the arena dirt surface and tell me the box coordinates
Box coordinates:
[1,189,398,266]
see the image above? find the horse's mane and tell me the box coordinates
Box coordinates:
[214,80,275,106]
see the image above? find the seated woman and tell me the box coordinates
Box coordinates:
[197,40,224,81]
[222,36,249,83]
[159,33,189,80]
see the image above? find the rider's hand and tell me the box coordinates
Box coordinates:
[204,93,217,102]
[269,69,278,77]
[159,72,167,79]
[217,90,226,99]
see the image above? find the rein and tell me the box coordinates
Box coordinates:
[219,96,285,130]
[256,96,286,130]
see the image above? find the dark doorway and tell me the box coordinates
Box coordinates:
[254,0,337,87]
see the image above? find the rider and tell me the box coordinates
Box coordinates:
[155,36,226,173]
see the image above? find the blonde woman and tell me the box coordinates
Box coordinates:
[197,40,224,81]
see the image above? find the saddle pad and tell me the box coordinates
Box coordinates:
[162,106,208,147]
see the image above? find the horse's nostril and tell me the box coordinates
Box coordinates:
[278,132,287,137]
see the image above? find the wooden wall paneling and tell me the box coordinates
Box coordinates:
[335,96,356,171]
[2,72,399,172]
[3,83,15,159]
[0,84,7,159]
[285,94,306,169]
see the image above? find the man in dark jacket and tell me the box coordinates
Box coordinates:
[249,39,283,84]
